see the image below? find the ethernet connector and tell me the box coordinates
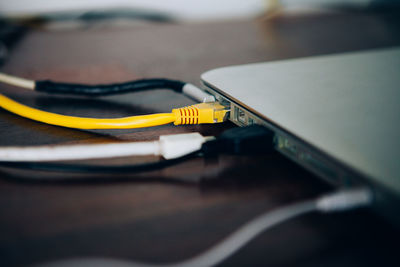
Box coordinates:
[172,102,230,125]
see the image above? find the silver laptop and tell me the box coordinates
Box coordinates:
[201,47,400,223]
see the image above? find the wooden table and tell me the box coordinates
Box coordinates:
[0,10,399,267]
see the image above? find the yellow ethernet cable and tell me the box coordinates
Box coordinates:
[0,94,228,129]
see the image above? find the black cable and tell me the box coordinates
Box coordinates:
[35,78,186,96]
[17,8,176,27]
[0,150,200,174]
[78,9,175,23]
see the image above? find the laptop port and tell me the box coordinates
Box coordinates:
[235,106,246,125]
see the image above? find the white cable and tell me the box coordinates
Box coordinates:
[0,142,159,162]
[0,133,209,162]
[0,72,35,89]
[35,188,373,267]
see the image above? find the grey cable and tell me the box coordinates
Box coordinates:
[36,188,372,267]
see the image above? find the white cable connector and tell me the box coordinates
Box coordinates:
[0,133,210,162]
[182,83,215,103]
[316,188,373,212]
[159,132,212,159]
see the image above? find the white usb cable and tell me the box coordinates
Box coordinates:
[0,133,212,162]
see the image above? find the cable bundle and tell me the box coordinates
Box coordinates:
[0,72,223,129]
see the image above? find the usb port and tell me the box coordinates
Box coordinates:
[235,106,246,125]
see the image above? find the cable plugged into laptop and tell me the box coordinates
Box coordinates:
[0,72,227,130]
[202,124,275,155]
[0,125,275,174]
[0,70,377,267]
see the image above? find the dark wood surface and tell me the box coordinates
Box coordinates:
[0,10,400,267]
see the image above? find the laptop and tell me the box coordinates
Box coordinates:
[200,47,400,224]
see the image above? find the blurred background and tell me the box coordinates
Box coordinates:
[1,0,399,68]
[1,0,399,23]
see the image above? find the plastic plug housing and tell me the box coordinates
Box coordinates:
[159,132,210,159]
[201,125,274,155]
[172,102,229,125]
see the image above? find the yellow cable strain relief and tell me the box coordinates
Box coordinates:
[172,102,229,125]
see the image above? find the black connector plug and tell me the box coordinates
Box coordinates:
[201,125,275,155]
